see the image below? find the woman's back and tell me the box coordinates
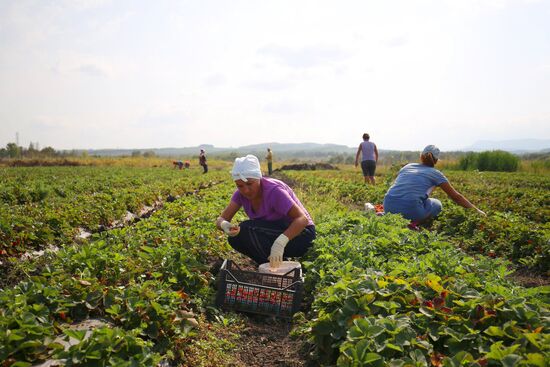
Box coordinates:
[385,163,448,201]
[360,141,376,161]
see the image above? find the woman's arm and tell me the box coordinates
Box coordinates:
[282,204,309,240]
[216,201,241,229]
[355,144,362,167]
[374,144,379,162]
[439,182,486,216]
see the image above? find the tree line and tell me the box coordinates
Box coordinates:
[0,143,58,158]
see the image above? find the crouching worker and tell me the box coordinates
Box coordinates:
[216,155,315,268]
[383,145,486,225]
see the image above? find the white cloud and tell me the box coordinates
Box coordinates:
[384,36,409,48]
[204,73,227,87]
[257,44,350,69]
[263,100,305,115]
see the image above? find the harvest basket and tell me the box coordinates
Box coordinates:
[215,259,303,319]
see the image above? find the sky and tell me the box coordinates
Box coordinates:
[0,0,549,151]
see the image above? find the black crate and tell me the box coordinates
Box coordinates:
[215,259,303,319]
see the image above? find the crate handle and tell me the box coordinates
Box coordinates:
[281,280,303,291]
[282,267,301,278]
[223,268,240,283]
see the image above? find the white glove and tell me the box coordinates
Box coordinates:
[476,208,487,217]
[269,234,289,268]
[220,220,240,237]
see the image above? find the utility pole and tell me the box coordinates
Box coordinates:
[16,132,19,145]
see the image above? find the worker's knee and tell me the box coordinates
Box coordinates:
[427,198,442,218]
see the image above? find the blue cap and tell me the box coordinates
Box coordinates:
[422,145,440,160]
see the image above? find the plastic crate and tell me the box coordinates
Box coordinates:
[215,259,303,319]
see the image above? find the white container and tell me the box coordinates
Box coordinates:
[364,202,375,211]
[258,261,301,276]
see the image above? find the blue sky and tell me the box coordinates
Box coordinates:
[0,0,549,151]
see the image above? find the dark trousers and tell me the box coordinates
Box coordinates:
[228,219,316,264]
[202,164,208,173]
[267,162,273,175]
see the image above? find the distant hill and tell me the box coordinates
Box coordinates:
[66,139,550,159]
[462,139,550,153]
[80,142,356,158]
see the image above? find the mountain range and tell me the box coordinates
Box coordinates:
[461,139,550,153]
[78,139,550,157]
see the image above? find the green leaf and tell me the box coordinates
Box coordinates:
[11,362,32,367]
[63,329,86,341]
[501,354,522,367]
[385,342,403,352]
[150,301,163,314]
[484,326,505,337]
[313,319,334,336]
[523,353,546,367]
[523,333,542,350]
[16,340,43,350]
[419,306,434,318]
[486,342,520,360]
[363,352,382,364]
[7,331,25,342]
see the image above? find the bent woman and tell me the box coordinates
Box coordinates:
[216,155,315,267]
[383,145,486,224]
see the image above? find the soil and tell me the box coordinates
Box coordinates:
[510,268,550,287]
[227,315,312,367]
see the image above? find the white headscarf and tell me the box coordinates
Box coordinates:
[231,155,262,182]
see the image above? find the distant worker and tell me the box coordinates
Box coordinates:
[199,149,208,174]
[266,148,273,175]
[383,145,486,227]
[216,155,315,267]
[184,161,190,169]
[355,133,379,185]
[173,161,184,169]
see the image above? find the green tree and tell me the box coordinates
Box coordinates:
[40,147,57,156]
[458,150,519,172]
[6,143,21,158]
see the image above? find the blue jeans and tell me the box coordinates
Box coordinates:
[383,196,442,222]
[228,219,316,264]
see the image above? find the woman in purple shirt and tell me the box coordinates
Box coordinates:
[216,155,315,268]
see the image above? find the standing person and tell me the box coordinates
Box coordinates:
[215,155,316,267]
[355,133,379,185]
[383,145,486,227]
[266,148,273,176]
[199,149,208,174]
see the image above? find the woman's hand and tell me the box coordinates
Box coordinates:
[220,220,240,237]
[269,234,289,268]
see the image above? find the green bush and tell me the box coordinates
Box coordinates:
[458,151,519,172]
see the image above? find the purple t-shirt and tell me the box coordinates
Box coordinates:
[231,177,314,226]
[360,141,376,161]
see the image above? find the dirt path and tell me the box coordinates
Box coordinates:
[229,312,309,367]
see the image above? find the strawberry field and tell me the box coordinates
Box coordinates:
[0,164,548,366]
